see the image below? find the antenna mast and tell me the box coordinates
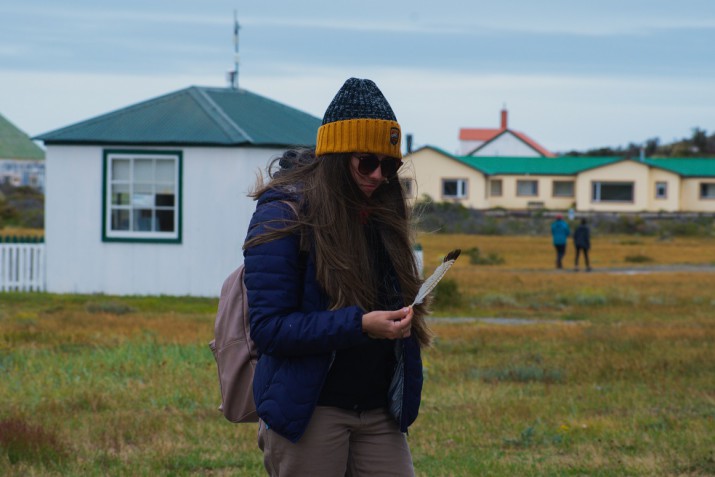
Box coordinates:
[227,10,240,89]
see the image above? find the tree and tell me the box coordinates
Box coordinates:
[692,127,708,154]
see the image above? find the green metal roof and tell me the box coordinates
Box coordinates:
[456,155,622,175]
[644,157,715,177]
[413,146,715,177]
[35,86,321,147]
[0,113,45,160]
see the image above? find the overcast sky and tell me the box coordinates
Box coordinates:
[1,0,714,154]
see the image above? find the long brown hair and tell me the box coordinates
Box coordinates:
[244,148,432,347]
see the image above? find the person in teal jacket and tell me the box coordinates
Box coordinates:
[551,214,570,269]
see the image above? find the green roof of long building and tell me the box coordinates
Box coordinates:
[416,146,715,178]
[456,155,622,175]
[643,157,715,177]
[35,86,322,147]
[0,113,45,160]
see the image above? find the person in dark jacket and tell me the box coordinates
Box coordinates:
[573,218,592,271]
[551,214,570,269]
[242,78,429,476]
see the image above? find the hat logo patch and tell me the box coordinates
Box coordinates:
[390,127,400,146]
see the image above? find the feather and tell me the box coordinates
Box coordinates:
[411,249,461,306]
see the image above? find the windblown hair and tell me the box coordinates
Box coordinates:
[244,148,432,347]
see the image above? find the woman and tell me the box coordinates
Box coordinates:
[243,78,430,476]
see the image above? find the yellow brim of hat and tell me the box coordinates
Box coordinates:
[316,118,402,158]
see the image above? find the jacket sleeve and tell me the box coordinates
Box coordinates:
[244,201,369,358]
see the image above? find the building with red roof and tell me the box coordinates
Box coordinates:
[459,108,554,157]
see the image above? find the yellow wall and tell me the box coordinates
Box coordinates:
[681,178,715,212]
[576,161,650,212]
[648,169,680,212]
[487,176,575,210]
[402,148,487,208]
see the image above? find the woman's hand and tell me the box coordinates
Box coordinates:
[362,307,413,340]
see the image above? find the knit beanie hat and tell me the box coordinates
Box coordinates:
[315,78,402,159]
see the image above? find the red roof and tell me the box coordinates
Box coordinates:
[459,127,554,158]
[459,128,501,141]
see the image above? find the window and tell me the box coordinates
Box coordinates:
[516,179,538,197]
[701,183,715,199]
[442,179,467,199]
[490,179,503,197]
[655,181,668,199]
[103,150,182,242]
[552,180,574,197]
[592,181,633,202]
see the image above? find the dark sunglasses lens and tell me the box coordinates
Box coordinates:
[380,159,402,177]
[357,155,380,175]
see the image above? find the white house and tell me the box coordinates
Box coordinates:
[459,108,554,157]
[36,86,321,297]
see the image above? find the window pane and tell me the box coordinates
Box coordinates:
[112,159,130,181]
[601,183,633,201]
[134,159,153,182]
[701,183,715,198]
[656,182,667,198]
[112,184,130,205]
[553,181,574,197]
[490,180,502,196]
[517,180,537,196]
[134,209,153,231]
[156,160,175,183]
[155,193,175,207]
[156,210,175,232]
[443,181,457,197]
[111,209,130,230]
[133,183,154,207]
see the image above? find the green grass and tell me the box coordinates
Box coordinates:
[2,235,715,475]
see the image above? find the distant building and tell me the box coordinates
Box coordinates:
[459,108,554,157]
[0,113,45,190]
[36,85,321,297]
[402,146,715,213]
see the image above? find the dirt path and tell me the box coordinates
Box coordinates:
[503,263,715,275]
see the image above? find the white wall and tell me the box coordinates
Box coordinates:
[459,140,484,155]
[472,132,541,157]
[45,144,284,296]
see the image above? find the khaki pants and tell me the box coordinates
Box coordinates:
[258,406,415,476]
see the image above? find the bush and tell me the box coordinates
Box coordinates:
[466,247,505,265]
[625,254,654,263]
[0,418,67,466]
[432,278,463,309]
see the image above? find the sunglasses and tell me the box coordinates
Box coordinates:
[354,154,403,177]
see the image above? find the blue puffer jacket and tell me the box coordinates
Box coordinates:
[243,188,424,443]
[551,219,570,246]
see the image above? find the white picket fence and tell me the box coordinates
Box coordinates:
[0,242,46,292]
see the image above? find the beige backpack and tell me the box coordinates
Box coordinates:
[209,264,259,423]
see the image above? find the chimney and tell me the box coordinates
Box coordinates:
[500,107,508,130]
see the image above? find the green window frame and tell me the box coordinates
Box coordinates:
[102,149,183,243]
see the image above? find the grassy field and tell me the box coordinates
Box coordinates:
[1,234,714,476]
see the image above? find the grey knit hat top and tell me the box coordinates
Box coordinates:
[315,78,402,158]
[321,78,397,124]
